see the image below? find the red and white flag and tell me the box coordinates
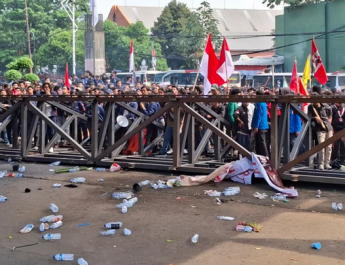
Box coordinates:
[311,39,328,85]
[151,43,157,70]
[199,34,223,95]
[129,39,135,85]
[217,37,234,84]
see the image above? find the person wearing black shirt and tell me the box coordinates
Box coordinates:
[331,102,345,165]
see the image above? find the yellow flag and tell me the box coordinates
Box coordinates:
[302,54,311,89]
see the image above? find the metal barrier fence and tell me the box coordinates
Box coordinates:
[1,95,345,183]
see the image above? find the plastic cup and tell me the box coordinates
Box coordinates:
[12,164,19,171]
[311,242,322,250]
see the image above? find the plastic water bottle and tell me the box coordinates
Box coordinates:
[100,229,116,236]
[0,170,8,178]
[78,258,89,265]
[39,223,45,232]
[104,222,122,229]
[112,192,133,199]
[95,168,106,172]
[217,216,234,221]
[39,215,63,223]
[53,254,74,261]
[18,166,25,173]
[53,184,61,188]
[139,180,150,186]
[14,173,24,178]
[116,200,137,208]
[0,196,7,202]
[98,179,105,182]
[235,225,254,232]
[123,228,131,236]
[71,177,85,183]
[122,206,127,214]
[50,221,63,229]
[50,161,61,166]
[223,187,240,196]
[42,233,61,240]
[69,168,77,173]
[191,234,199,244]
[124,197,138,204]
[337,203,343,210]
[151,183,158,189]
[50,203,59,213]
[271,194,289,202]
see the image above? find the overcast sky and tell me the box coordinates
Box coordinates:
[97,0,284,19]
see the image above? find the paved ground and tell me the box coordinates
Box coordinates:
[0,162,345,265]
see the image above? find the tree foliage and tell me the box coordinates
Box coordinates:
[36,28,85,72]
[151,0,192,69]
[263,0,338,8]
[24,73,39,82]
[104,20,168,72]
[151,0,221,69]
[4,70,22,81]
[0,0,89,71]
[6,57,34,72]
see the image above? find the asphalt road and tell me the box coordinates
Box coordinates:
[0,162,345,265]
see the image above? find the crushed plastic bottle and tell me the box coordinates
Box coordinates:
[122,206,127,214]
[14,173,24,178]
[50,221,63,229]
[0,170,8,178]
[68,168,78,173]
[332,202,343,211]
[223,187,240,196]
[78,258,89,265]
[53,254,74,261]
[20,224,34,234]
[112,191,133,199]
[50,203,59,213]
[271,194,289,202]
[100,229,116,236]
[235,225,254,232]
[217,216,234,221]
[0,196,7,202]
[191,234,199,244]
[42,233,61,240]
[116,197,138,208]
[104,222,122,229]
[95,168,106,172]
[139,180,150,186]
[98,179,105,182]
[204,190,222,197]
[151,183,158,189]
[53,184,61,188]
[50,161,61,166]
[338,203,343,210]
[71,177,85,183]
[18,166,25,173]
[49,169,55,172]
[39,215,63,223]
[123,228,131,236]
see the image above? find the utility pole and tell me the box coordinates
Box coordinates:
[61,0,78,75]
[24,0,33,73]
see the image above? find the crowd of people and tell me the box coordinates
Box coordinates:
[0,71,344,170]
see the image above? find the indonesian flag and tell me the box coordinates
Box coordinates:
[312,39,328,85]
[64,63,70,88]
[217,37,234,84]
[290,60,300,94]
[151,43,157,70]
[129,39,135,85]
[200,34,223,95]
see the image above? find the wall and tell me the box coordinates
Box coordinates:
[275,1,345,72]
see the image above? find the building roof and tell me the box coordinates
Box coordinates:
[108,6,282,51]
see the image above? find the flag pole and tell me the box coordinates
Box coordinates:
[309,54,312,90]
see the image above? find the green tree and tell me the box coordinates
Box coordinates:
[24,73,39,82]
[4,70,22,81]
[104,20,168,72]
[195,1,221,50]
[0,0,89,70]
[36,28,85,71]
[263,0,337,8]
[151,0,192,69]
